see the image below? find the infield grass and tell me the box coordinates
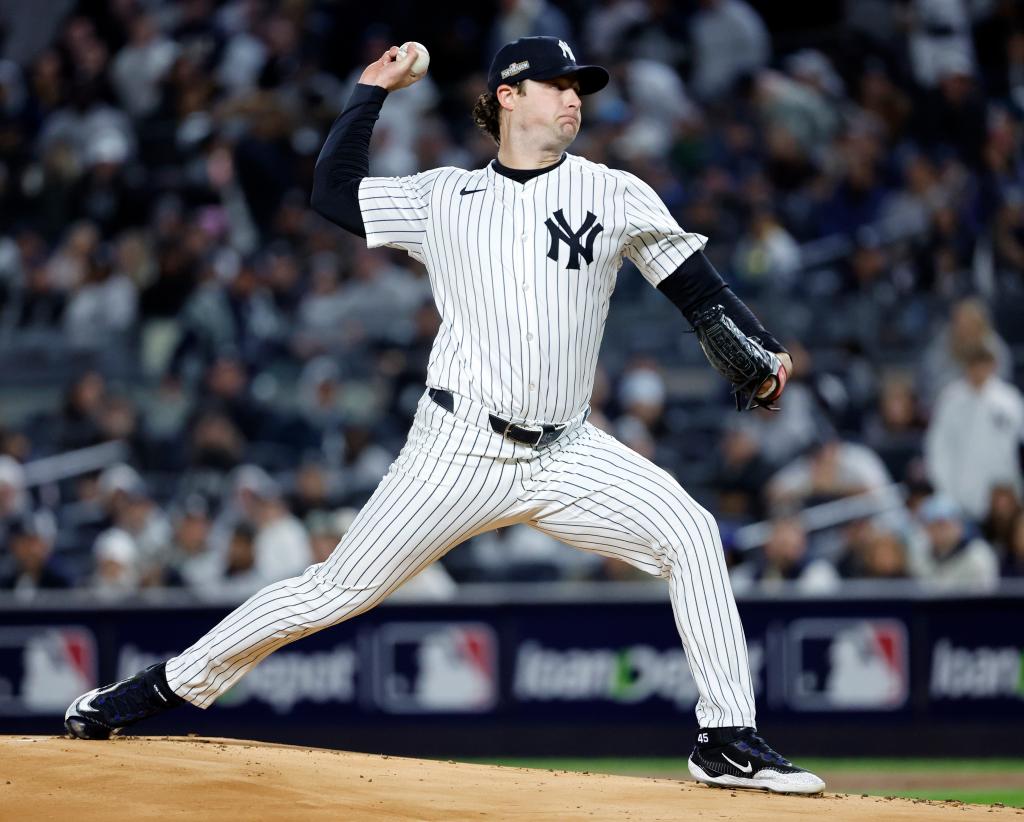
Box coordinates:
[469,758,1024,809]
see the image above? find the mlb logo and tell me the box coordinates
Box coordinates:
[372,622,498,714]
[0,626,97,715]
[784,618,908,711]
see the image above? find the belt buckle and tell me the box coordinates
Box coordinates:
[517,423,545,447]
[501,418,543,447]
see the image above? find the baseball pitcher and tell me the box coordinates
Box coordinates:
[65,37,823,795]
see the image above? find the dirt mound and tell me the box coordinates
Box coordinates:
[2,736,1017,821]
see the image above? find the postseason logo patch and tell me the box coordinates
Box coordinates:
[500,60,530,80]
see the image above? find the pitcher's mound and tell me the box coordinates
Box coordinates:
[1,735,1015,821]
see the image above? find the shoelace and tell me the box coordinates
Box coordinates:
[733,731,792,767]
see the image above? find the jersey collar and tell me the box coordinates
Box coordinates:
[490,152,568,184]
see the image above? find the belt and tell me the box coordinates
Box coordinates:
[428,388,567,448]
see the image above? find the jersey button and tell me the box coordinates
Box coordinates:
[529,383,536,391]
[526,333,534,341]
[522,282,529,291]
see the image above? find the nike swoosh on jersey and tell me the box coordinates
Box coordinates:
[722,753,753,773]
[459,187,486,195]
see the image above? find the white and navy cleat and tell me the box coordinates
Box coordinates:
[688,726,826,795]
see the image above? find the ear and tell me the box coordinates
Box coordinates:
[496,83,518,111]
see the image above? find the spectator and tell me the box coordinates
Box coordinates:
[179,410,246,502]
[731,204,801,292]
[487,0,573,65]
[221,521,259,595]
[835,521,911,580]
[713,426,774,522]
[982,484,1021,557]
[0,511,72,597]
[164,495,220,593]
[0,456,28,545]
[906,0,977,90]
[168,253,286,382]
[918,297,1012,410]
[916,54,987,169]
[99,465,172,587]
[878,151,943,242]
[110,13,180,118]
[63,245,138,347]
[89,527,141,598]
[292,356,347,456]
[689,0,770,101]
[992,191,1024,287]
[293,255,350,356]
[766,435,894,514]
[862,370,927,480]
[730,516,838,594]
[614,364,668,460]
[337,424,395,498]
[924,341,1024,520]
[913,494,999,591]
[289,461,342,521]
[325,247,430,349]
[192,354,269,444]
[226,465,312,594]
[48,370,106,453]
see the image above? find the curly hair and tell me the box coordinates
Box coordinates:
[471,84,525,146]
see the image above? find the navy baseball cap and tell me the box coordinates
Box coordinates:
[487,37,609,95]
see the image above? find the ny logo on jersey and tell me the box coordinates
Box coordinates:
[558,40,575,62]
[544,209,604,270]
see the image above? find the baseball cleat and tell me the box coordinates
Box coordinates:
[688,726,825,795]
[65,662,185,740]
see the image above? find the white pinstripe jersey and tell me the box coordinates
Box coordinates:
[359,153,707,423]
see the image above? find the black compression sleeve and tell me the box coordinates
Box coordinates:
[656,251,786,353]
[310,83,388,237]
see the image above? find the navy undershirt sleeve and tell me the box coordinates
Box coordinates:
[656,251,786,354]
[310,83,389,238]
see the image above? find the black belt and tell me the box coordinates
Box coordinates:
[428,388,567,448]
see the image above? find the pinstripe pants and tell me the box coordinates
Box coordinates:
[165,391,756,728]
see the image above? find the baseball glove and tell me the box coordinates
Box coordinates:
[692,304,787,411]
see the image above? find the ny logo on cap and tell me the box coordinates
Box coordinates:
[545,209,604,270]
[558,40,575,62]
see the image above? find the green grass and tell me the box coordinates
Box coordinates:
[800,758,1024,772]
[877,789,1024,807]
[463,758,1024,808]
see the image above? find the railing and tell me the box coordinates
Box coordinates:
[732,483,907,551]
[21,440,127,487]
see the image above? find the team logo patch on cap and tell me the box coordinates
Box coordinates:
[500,60,530,79]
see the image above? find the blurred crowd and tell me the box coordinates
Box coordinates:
[1,0,1024,601]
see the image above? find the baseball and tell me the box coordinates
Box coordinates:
[398,41,430,76]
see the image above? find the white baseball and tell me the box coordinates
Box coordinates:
[397,41,430,76]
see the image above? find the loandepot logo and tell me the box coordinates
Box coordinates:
[119,644,356,713]
[513,642,763,706]
[930,639,1024,700]
[217,646,356,713]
